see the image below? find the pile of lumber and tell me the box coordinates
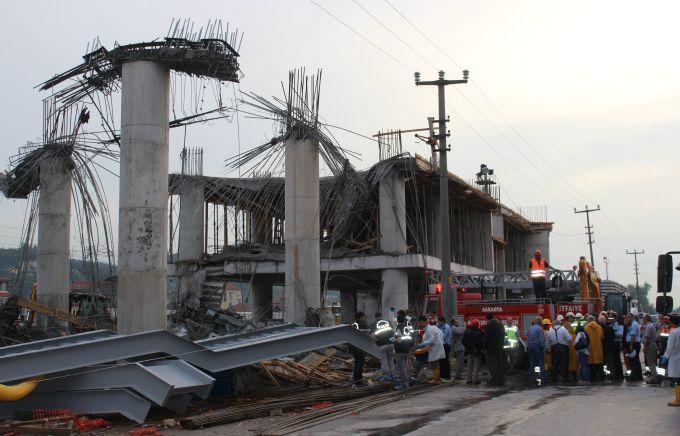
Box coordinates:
[260,351,349,386]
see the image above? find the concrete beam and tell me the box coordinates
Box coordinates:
[284,137,320,324]
[224,254,490,276]
[37,155,71,328]
[117,60,170,334]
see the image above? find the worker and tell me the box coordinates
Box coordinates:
[541,319,553,376]
[626,313,643,381]
[412,315,430,379]
[529,249,552,300]
[416,317,445,384]
[566,311,576,330]
[574,312,586,327]
[527,316,546,386]
[641,313,658,378]
[437,316,453,382]
[484,314,506,386]
[393,310,414,391]
[603,316,617,381]
[547,318,571,383]
[661,314,680,406]
[351,311,368,385]
[462,319,484,384]
[451,318,466,380]
[561,314,579,383]
[504,317,518,349]
[611,314,625,381]
[370,312,395,382]
[585,314,605,382]
[574,323,590,382]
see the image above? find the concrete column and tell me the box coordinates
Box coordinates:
[357,292,379,319]
[251,277,273,324]
[284,138,320,324]
[340,289,357,324]
[37,155,71,328]
[379,173,407,253]
[178,184,204,261]
[250,210,271,244]
[117,61,170,334]
[481,212,495,271]
[524,229,551,263]
[379,172,408,318]
[381,269,409,316]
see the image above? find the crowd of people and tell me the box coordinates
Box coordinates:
[352,309,680,392]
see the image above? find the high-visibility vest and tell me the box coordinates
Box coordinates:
[530,258,547,279]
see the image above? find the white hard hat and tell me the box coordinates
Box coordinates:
[575,312,583,318]
[556,315,564,322]
[566,312,575,318]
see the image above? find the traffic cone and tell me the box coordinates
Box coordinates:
[669,385,680,407]
[427,368,440,384]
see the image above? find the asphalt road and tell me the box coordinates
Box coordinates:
[170,380,680,436]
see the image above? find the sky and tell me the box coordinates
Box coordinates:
[0,0,679,301]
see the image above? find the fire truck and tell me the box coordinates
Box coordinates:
[422,258,633,368]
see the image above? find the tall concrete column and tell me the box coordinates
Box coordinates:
[37,155,71,328]
[284,137,320,324]
[340,289,357,324]
[117,61,170,334]
[178,184,204,261]
[379,172,409,317]
[251,277,273,324]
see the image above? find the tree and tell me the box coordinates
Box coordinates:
[626,282,653,313]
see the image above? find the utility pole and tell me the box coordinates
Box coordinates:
[415,69,468,319]
[626,249,645,302]
[602,256,609,280]
[574,205,600,267]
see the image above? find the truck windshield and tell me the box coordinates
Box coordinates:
[604,294,626,315]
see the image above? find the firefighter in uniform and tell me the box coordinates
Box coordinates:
[529,250,553,300]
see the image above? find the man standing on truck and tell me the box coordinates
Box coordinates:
[529,250,553,300]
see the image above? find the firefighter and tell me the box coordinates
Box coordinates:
[661,314,680,406]
[351,311,368,385]
[529,250,553,300]
[485,314,506,386]
[370,313,395,382]
[504,317,518,349]
[393,310,414,391]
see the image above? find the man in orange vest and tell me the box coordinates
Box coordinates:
[529,249,553,300]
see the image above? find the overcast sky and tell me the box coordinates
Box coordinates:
[1,0,679,301]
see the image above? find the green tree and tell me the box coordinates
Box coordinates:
[626,282,653,313]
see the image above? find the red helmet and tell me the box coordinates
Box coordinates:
[470,319,480,327]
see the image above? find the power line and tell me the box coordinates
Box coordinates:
[382,0,639,249]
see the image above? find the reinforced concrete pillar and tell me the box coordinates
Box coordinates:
[37,155,71,328]
[284,137,320,324]
[379,172,409,318]
[117,60,170,334]
[178,184,204,261]
[250,210,271,244]
[340,289,357,324]
[251,277,273,324]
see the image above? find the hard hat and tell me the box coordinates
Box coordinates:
[556,314,564,322]
[470,319,480,327]
[566,312,575,318]
[535,249,542,256]
[542,318,552,325]
[575,312,583,319]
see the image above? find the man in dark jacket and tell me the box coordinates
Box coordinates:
[484,314,506,386]
[603,317,617,381]
[351,311,368,384]
[462,319,484,383]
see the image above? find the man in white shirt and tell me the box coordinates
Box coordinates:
[547,319,572,383]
